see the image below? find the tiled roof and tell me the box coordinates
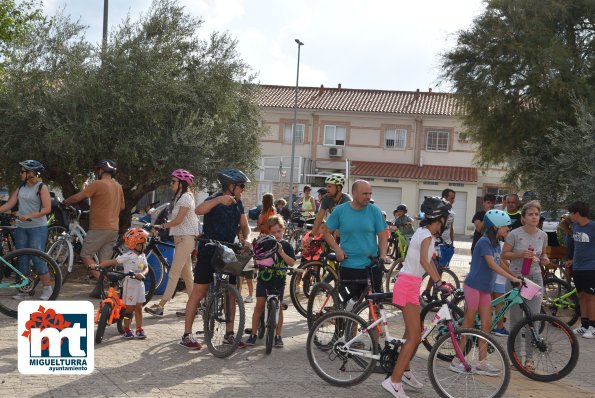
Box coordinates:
[351,161,477,183]
[255,85,460,116]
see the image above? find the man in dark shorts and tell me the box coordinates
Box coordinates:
[179,168,251,349]
[567,201,595,338]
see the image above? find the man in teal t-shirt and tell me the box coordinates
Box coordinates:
[324,180,388,298]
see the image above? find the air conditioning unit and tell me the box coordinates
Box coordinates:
[329,147,343,157]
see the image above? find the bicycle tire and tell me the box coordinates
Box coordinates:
[46,225,67,251]
[306,310,378,387]
[0,248,62,318]
[47,238,72,284]
[420,300,464,360]
[384,258,404,293]
[289,230,302,254]
[420,268,460,306]
[145,248,167,291]
[507,313,579,382]
[289,261,322,317]
[203,284,245,358]
[265,299,277,354]
[95,302,112,344]
[306,282,339,329]
[542,277,580,326]
[428,327,510,398]
[116,315,125,334]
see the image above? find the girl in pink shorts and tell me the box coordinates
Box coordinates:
[383,197,452,398]
[450,210,520,374]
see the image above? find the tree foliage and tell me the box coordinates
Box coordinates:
[0,0,41,45]
[442,0,595,171]
[505,101,595,213]
[0,0,264,225]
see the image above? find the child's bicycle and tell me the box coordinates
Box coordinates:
[421,277,579,382]
[306,287,510,398]
[94,266,140,344]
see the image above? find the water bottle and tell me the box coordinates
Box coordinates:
[521,244,533,276]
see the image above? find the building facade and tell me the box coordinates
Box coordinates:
[249,84,508,235]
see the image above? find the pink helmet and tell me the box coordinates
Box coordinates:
[171,169,194,185]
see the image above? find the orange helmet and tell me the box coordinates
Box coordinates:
[123,228,148,250]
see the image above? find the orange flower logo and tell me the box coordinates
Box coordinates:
[22,305,72,350]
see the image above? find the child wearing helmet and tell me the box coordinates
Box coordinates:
[449,210,521,374]
[244,215,296,348]
[311,174,351,236]
[93,227,150,339]
[384,196,452,397]
[392,204,415,236]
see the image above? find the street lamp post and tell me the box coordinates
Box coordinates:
[289,39,304,211]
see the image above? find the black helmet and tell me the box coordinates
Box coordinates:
[396,204,407,212]
[95,159,117,175]
[420,196,451,220]
[317,187,327,194]
[19,160,44,175]
[217,168,250,186]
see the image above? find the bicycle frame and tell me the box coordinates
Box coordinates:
[95,285,125,326]
[0,255,30,289]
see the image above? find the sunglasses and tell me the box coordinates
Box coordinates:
[170,180,179,184]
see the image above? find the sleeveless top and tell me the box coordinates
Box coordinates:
[16,182,47,229]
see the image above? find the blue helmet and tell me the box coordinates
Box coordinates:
[484,210,511,228]
[19,160,44,175]
[217,168,250,186]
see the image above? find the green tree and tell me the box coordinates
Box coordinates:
[505,101,595,213]
[441,0,595,171]
[0,0,41,45]
[0,0,264,226]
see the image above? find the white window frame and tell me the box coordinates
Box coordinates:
[284,123,305,144]
[384,128,407,149]
[323,125,346,146]
[425,130,449,152]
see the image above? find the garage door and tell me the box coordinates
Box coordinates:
[418,189,467,235]
[371,187,402,215]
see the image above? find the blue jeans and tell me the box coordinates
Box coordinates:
[14,226,49,276]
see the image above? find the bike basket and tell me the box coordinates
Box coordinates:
[210,241,242,276]
[520,278,542,300]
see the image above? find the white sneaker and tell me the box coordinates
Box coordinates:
[381,378,409,398]
[244,296,253,303]
[582,326,595,339]
[474,360,501,376]
[12,291,32,300]
[573,326,588,335]
[449,358,470,374]
[402,370,423,389]
[39,286,53,300]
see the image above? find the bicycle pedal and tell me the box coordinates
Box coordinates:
[281,303,288,310]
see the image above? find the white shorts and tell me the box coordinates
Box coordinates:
[122,278,145,305]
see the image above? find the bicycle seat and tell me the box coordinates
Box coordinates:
[365,292,393,301]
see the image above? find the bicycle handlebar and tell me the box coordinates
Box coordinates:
[93,266,143,280]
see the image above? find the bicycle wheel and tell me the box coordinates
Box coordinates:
[47,238,72,284]
[265,299,277,354]
[0,248,62,318]
[203,284,245,358]
[46,225,67,250]
[507,313,579,382]
[116,315,125,334]
[307,282,339,329]
[420,300,464,359]
[542,277,579,326]
[143,266,156,304]
[420,268,460,306]
[384,258,403,292]
[428,327,510,398]
[306,310,378,387]
[1,230,15,256]
[289,261,323,317]
[95,302,112,344]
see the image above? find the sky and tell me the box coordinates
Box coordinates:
[42,0,486,92]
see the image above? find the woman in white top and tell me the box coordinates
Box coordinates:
[145,169,199,317]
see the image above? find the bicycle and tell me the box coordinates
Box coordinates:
[94,267,135,343]
[288,248,340,318]
[0,215,16,256]
[200,238,246,358]
[541,276,579,326]
[423,278,579,382]
[306,289,510,397]
[0,247,62,317]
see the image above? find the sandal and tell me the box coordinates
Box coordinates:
[524,359,535,373]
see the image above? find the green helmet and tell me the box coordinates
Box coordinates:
[324,173,345,188]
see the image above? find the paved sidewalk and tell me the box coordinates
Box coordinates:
[1,247,594,397]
